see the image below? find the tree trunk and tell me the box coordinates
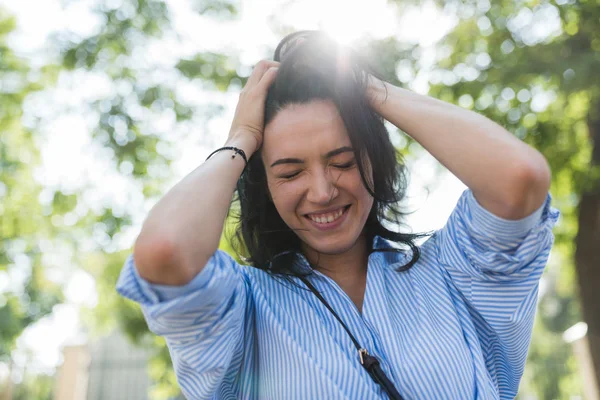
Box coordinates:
[575,103,600,391]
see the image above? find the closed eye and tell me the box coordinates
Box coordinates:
[280,171,301,179]
[332,161,355,169]
[279,160,354,179]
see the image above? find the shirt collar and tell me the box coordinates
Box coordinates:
[369,235,410,267]
[274,235,409,273]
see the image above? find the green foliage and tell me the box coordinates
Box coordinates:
[191,0,239,19]
[176,52,244,91]
[12,371,54,400]
[0,6,64,364]
[61,0,170,71]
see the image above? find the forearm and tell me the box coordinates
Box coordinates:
[371,84,550,219]
[134,136,254,285]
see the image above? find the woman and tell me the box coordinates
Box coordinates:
[117,31,559,399]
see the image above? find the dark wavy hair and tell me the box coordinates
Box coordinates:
[229,31,431,276]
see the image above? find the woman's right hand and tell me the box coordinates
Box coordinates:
[227,60,279,155]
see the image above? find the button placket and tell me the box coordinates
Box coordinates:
[311,270,379,360]
[362,257,401,384]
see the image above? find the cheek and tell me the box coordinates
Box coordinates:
[358,186,375,211]
[345,169,371,196]
[345,171,374,213]
[269,182,303,218]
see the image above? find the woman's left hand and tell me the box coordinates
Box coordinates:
[365,75,390,110]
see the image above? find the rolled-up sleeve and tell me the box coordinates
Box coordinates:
[435,189,560,398]
[116,250,252,399]
[437,189,559,284]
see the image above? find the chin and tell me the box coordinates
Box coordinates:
[302,234,358,256]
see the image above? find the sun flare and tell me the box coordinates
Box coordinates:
[279,0,398,45]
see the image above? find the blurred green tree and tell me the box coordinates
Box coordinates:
[0,3,63,374]
[0,6,69,399]
[12,370,53,400]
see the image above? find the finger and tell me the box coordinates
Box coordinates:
[246,60,279,87]
[256,66,279,92]
[245,60,280,88]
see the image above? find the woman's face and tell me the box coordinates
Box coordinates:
[262,99,374,258]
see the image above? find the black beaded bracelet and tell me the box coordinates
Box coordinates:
[205,146,248,167]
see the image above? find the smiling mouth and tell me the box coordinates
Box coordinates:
[304,205,350,224]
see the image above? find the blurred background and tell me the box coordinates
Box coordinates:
[0,0,599,399]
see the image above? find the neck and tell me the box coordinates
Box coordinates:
[302,234,370,311]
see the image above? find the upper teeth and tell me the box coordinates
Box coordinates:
[308,208,344,224]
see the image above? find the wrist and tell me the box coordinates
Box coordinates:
[366,77,390,109]
[225,133,259,157]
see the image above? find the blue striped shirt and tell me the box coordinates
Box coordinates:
[116,189,559,399]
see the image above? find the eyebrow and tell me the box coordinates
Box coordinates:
[270,146,354,168]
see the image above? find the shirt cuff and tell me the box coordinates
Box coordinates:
[128,255,215,303]
[465,189,549,241]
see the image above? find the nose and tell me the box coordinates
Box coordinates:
[306,168,339,205]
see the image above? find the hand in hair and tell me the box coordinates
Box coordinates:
[365,74,390,109]
[228,60,279,156]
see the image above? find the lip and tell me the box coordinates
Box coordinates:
[304,205,350,231]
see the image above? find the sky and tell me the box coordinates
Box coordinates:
[1,0,466,378]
